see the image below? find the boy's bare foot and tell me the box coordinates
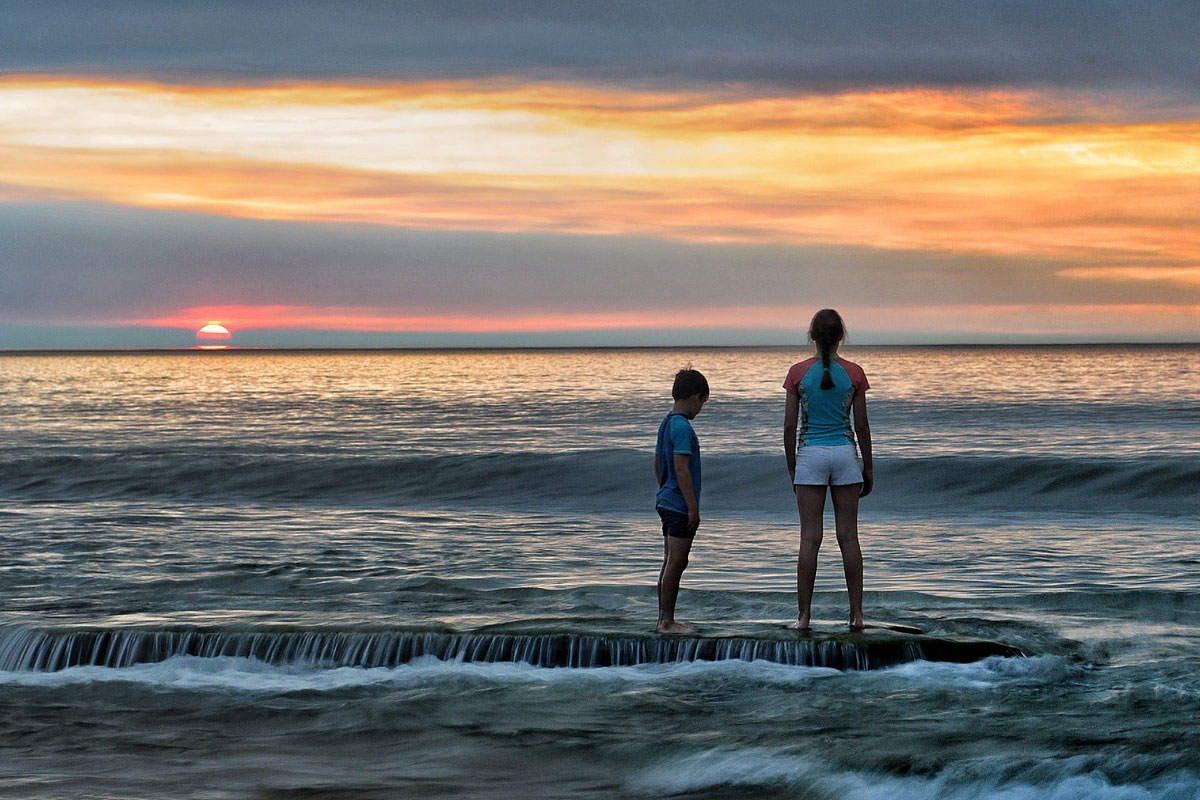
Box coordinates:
[656,621,697,635]
[849,616,865,631]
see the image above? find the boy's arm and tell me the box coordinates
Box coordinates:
[852,392,873,497]
[783,392,799,482]
[673,453,700,532]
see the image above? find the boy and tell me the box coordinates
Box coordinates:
[653,368,709,634]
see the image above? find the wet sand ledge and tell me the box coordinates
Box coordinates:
[2,622,1024,672]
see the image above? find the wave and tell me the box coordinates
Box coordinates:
[0,651,1072,699]
[634,747,1200,800]
[1,450,1196,512]
[0,628,1022,673]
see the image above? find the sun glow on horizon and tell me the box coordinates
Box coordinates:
[144,302,1200,340]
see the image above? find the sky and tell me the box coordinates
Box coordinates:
[2,0,1199,347]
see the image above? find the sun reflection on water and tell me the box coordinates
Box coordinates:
[0,346,1196,461]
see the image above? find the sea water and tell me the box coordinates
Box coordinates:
[1,346,1198,799]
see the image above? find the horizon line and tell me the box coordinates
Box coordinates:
[3,341,1199,355]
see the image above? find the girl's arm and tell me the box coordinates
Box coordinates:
[852,392,873,497]
[783,391,799,482]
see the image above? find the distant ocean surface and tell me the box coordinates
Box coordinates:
[1,346,1198,799]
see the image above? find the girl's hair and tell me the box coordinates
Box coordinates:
[808,309,845,390]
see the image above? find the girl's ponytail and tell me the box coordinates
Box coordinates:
[808,309,845,391]
[820,349,834,389]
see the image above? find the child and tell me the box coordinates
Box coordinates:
[653,368,709,634]
[783,309,873,631]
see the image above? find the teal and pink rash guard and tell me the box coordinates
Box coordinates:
[783,357,870,447]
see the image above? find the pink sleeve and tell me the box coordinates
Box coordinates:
[782,365,798,394]
[783,359,816,394]
[844,361,870,394]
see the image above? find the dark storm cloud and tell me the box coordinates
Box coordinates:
[3,0,1199,99]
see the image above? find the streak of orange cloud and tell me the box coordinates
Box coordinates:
[133,302,1200,338]
[843,302,1200,336]
[1060,266,1200,286]
[1,77,1199,270]
[138,304,791,333]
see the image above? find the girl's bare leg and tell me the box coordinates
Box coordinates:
[831,483,864,630]
[790,485,827,630]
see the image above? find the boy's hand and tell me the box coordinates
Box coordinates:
[687,508,700,533]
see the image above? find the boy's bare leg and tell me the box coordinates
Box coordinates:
[788,485,826,630]
[657,535,695,634]
[831,483,864,630]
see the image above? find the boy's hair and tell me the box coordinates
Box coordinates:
[671,368,709,401]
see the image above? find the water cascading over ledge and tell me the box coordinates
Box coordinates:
[0,628,1024,672]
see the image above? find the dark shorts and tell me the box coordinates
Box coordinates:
[658,508,694,539]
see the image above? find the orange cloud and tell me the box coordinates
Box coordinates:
[137,304,794,333]
[133,301,1200,339]
[1,77,1198,271]
[1060,266,1200,287]
[843,302,1200,337]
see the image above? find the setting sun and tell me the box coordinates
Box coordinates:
[195,321,232,349]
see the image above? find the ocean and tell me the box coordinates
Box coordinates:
[1,345,1198,799]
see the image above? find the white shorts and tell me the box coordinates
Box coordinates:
[793,444,863,486]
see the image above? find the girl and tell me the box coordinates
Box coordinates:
[782,309,873,630]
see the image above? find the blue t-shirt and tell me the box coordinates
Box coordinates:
[654,412,701,514]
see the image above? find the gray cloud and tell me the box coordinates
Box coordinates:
[3,1,1199,101]
[3,201,1194,331]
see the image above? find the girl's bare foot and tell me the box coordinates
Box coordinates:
[656,621,697,635]
[849,616,865,631]
[786,613,812,631]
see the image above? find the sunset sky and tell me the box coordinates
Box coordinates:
[2,1,1199,347]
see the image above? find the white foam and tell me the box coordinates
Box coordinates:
[869,655,1081,689]
[0,649,1070,696]
[0,656,411,693]
[0,653,845,694]
[633,747,1199,800]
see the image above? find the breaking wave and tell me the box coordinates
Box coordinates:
[1,450,1195,512]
